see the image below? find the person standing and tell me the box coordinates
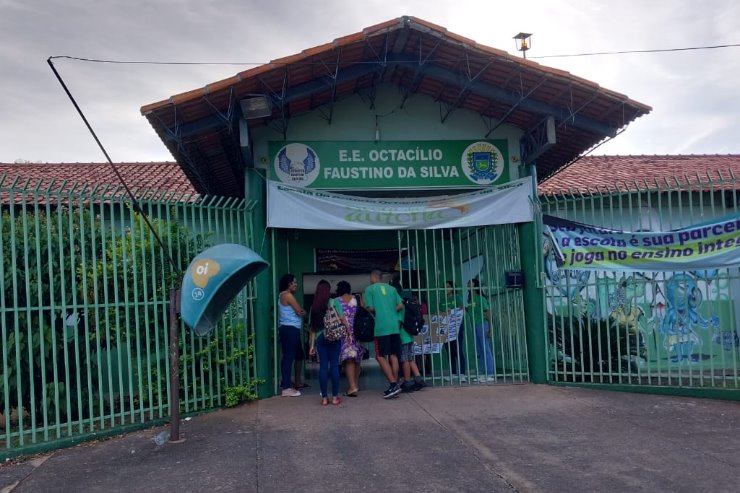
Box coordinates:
[467,278,495,382]
[309,280,345,406]
[336,280,363,397]
[442,281,467,382]
[278,273,305,397]
[363,269,404,398]
[398,312,427,392]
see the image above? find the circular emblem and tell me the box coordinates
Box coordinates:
[274,143,320,187]
[192,288,205,301]
[460,141,504,185]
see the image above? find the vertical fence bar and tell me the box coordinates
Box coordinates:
[1,182,9,447]
[31,185,47,442]
[42,185,58,441]
[9,183,25,445]
[118,199,134,424]
[21,187,36,443]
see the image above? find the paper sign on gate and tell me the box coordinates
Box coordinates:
[412,308,464,355]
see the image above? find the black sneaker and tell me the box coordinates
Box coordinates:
[400,381,415,393]
[383,383,402,399]
[413,376,427,391]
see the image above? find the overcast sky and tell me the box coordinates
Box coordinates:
[1,0,738,163]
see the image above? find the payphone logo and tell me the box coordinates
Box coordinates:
[190,259,221,288]
[274,143,321,187]
[460,141,504,185]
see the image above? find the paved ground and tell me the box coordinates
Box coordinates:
[1,384,739,492]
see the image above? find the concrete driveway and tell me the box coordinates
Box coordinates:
[1,384,739,492]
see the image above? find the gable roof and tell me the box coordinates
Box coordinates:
[141,15,651,197]
[538,155,740,195]
[0,162,197,203]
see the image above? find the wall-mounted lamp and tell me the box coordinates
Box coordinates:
[513,32,533,59]
[239,94,272,120]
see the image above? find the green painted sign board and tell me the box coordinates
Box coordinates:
[268,140,510,190]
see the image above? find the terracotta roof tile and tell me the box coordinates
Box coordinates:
[206,77,239,94]
[302,42,335,57]
[269,52,306,66]
[408,17,448,34]
[444,31,477,48]
[362,18,403,35]
[539,155,740,195]
[0,162,197,203]
[171,88,206,105]
[333,31,366,47]
[234,63,276,81]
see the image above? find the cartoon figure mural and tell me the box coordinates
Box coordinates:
[608,277,648,367]
[543,235,593,318]
[660,273,720,363]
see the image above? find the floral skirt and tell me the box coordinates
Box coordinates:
[339,335,364,363]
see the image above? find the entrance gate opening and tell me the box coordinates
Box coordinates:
[396,226,529,385]
[271,225,529,394]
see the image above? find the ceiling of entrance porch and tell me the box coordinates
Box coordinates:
[141,16,651,197]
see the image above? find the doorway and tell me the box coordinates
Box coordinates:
[271,226,529,395]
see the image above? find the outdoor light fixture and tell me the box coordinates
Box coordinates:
[239,94,272,119]
[513,32,532,59]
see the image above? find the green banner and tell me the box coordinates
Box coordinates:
[268,140,510,190]
[544,215,740,271]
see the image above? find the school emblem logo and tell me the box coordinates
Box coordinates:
[460,141,504,185]
[274,143,320,186]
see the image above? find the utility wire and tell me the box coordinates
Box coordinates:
[531,43,740,59]
[48,42,740,67]
[47,57,181,276]
[49,55,251,66]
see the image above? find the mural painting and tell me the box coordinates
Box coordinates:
[544,234,739,374]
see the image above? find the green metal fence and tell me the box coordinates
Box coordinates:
[0,174,259,457]
[541,171,740,393]
[397,226,529,385]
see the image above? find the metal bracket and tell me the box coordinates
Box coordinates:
[520,115,556,165]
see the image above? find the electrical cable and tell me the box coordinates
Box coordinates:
[531,43,740,59]
[48,42,740,67]
[46,57,181,276]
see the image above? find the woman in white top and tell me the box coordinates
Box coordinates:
[278,273,306,397]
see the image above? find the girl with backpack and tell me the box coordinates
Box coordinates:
[309,280,348,406]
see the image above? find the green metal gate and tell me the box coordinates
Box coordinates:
[1,175,260,458]
[397,226,529,384]
[541,172,740,394]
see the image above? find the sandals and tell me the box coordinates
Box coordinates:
[331,397,342,406]
[344,389,359,397]
[321,397,329,406]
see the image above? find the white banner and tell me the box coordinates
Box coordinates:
[267,178,533,230]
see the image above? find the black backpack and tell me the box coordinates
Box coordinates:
[402,296,424,336]
[353,295,375,343]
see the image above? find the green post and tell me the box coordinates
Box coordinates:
[519,164,547,383]
[245,168,274,397]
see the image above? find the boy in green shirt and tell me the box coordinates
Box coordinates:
[363,269,404,398]
[399,299,427,392]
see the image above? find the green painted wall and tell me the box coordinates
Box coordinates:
[251,84,523,179]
